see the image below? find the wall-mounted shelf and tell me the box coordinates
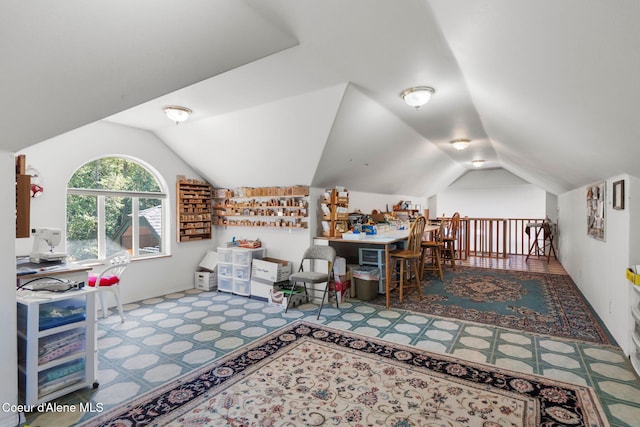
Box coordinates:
[213,186,309,229]
[177,179,212,242]
[15,155,30,238]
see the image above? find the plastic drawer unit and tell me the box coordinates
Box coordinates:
[358,246,396,294]
[217,247,265,296]
[16,285,98,406]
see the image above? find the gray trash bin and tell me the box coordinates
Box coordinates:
[353,266,380,301]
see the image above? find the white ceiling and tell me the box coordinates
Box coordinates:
[3,1,640,197]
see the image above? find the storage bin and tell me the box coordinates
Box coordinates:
[38,299,86,331]
[38,358,85,398]
[233,249,251,265]
[354,278,378,301]
[217,262,233,277]
[233,265,251,280]
[38,328,85,365]
[234,278,251,296]
[232,247,265,265]
[359,247,396,265]
[218,275,233,293]
[218,247,233,263]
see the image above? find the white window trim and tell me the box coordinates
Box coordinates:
[67,189,167,260]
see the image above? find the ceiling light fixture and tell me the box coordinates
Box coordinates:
[472,160,486,168]
[450,139,471,150]
[400,86,435,109]
[163,105,192,124]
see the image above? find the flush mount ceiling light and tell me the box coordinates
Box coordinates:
[450,139,471,150]
[400,86,435,109]
[162,105,192,124]
[472,160,486,168]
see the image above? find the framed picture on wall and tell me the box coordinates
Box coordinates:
[587,181,605,241]
[613,180,625,210]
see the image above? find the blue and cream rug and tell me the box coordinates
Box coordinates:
[372,267,613,345]
[82,320,608,426]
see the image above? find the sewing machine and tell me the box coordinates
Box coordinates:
[29,228,67,263]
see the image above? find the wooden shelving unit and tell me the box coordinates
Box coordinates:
[212,186,309,229]
[176,179,212,242]
[15,155,30,238]
[320,188,349,237]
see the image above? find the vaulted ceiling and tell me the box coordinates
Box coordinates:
[3,1,640,197]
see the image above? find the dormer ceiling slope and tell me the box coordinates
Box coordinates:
[4,1,640,197]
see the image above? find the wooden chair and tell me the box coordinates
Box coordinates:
[441,212,460,271]
[420,219,445,280]
[390,216,426,302]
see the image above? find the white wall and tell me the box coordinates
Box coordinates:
[558,175,638,352]
[16,121,216,306]
[0,151,18,427]
[347,190,427,217]
[546,192,558,223]
[437,169,546,219]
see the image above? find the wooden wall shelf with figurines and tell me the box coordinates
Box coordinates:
[212,186,309,229]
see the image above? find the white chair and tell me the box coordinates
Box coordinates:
[88,251,130,322]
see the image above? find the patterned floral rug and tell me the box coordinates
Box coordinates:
[371,267,613,345]
[82,321,608,426]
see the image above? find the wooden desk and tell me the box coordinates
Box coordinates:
[317,225,439,308]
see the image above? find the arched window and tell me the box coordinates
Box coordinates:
[66,156,167,261]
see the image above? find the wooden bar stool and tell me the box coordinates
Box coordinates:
[421,219,445,281]
[441,212,460,271]
[390,216,426,302]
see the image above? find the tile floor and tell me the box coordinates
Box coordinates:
[24,258,640,427]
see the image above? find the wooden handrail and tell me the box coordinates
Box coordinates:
[436,217,548,260]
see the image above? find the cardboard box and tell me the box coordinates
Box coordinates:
[329,278,351,304]
[252,257,292,282]
[267,288,307,309]
[199,250,218,271]
[195,271,217,291]
[251,277,277,301]
[333,256,346,276]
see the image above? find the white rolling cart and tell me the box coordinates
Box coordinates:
[16,265,98,405]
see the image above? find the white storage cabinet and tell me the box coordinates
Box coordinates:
[17,286,98,405]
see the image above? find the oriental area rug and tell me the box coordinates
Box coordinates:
[370,267,613,345]
[82,321,609,427]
